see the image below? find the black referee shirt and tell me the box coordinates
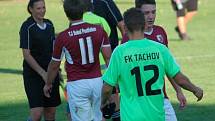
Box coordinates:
[92,0,123,50]
[19,16,55,74]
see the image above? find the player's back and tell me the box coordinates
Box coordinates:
[115,38,167,121]
[55,22,109,81]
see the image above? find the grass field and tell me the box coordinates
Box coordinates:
[0,0,215,121]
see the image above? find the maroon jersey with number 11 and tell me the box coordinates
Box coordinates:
[52,21,110,82]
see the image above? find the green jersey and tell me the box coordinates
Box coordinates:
[102,38,180,121]
[83,12,111,36]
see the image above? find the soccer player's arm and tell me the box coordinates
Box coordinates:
[167,76,187,108]
[19,24,47,82]
[44,34,64,97]
[162,27,186,108]
[102,49,119,107]
[106,0,125,35]
[173,72,203,101]
[164,48,203,101]
[101,29,112,66]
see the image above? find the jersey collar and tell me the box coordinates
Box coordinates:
[37,23,47,30]
[144,28,154,35]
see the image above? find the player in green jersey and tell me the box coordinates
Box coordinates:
[83,12,111,36]
[101,8,203,121]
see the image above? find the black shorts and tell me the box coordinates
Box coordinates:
[23,72,61,108]
[171,0,198,17]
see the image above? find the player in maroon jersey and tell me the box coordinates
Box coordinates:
[43,0,112,120]
[121,1,187,121]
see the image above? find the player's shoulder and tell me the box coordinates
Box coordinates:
[146,38,167,49]
[115,39,164,54]
[84,12,97,20]
[152,25,168,39]
[93,13,107,23]
[145,39,169,57]
[56,30,66,40]
[56,27,71,40]
[87,12,102,19]
[153,25,166,32]
[110,44,122,57]
[116,39,140,52]
[84,12,107,24]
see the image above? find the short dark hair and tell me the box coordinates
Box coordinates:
[82,0,93,12]
[123,8,145,33]
[27,0,44,14]
[135,0,156,8]
[63,0,84,20]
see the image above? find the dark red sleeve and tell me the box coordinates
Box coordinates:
[161,28,168,47]
[101,29,111,47]
[121,33,129,44]
[52,33,65,61]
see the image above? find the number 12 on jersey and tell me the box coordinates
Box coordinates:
[131,65,161,96]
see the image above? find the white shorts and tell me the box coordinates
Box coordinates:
[164,99,178,121]
[67,77,103,121]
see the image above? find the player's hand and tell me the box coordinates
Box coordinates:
[193,87,203,101]
[176,91,187,109]
[43,84,52,98]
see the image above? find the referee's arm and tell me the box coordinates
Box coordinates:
[22,49,46,81]
[105,0,125,35]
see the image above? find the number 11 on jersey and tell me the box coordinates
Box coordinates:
[79,36,94,65]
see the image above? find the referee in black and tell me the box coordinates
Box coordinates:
[92,0,125,50]
[19,0,61,121]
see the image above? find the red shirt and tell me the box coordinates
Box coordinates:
[121,25,169,98]
[52,21,110,81]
